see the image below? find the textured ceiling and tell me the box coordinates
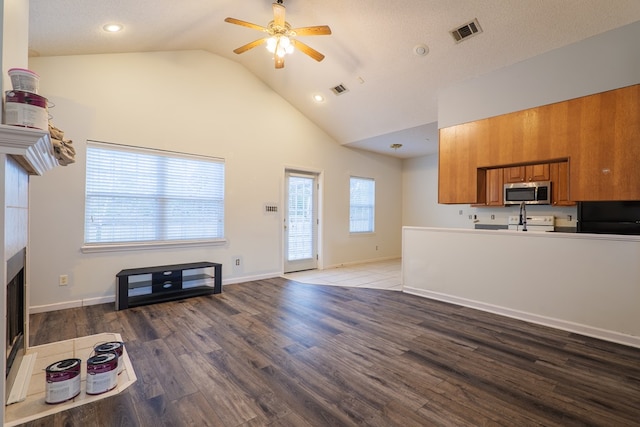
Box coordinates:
[28,0,640,159]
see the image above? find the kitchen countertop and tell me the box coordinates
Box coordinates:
[471,225,640,239]
[474,224,577,233]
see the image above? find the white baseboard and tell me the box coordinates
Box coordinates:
[323,256,400,270]
[30,295,116,314]
[222,271,281,285]
[29,274,282,314]
[403,286,640,349]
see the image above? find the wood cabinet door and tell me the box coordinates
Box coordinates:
[504,166,526,183]
[570,84,640,200]
[528,163,550,181]
[504,163,550,183]
[438,124,479,204]
[550,161,574,206]
[486,168,504,206]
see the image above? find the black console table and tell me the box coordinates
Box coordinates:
[116,261,222,310]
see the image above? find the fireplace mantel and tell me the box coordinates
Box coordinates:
[0,124,58,175]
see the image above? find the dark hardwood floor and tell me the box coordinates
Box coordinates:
[23,277,640,426]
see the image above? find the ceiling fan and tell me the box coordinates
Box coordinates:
[224,0,331,69]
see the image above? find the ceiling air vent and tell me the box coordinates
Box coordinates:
[450,18,482,43]
[331,84,349,96]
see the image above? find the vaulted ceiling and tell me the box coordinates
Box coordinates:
[28,1,640,158]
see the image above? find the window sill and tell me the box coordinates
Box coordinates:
[81,238,228,254]
[349,232,376,237]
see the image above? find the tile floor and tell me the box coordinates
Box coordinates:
[283,258,402,291]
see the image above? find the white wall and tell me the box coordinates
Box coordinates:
[438,20,640,128]
[1,0,29,100]
[402,154,468,228]
[27,50,402,311]
[403,227,640,347]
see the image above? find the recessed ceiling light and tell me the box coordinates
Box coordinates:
[103,23,123,33]
[313,94,325,103]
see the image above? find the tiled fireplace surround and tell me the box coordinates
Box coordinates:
[1,124,62,421]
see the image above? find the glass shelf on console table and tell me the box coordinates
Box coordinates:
[115,261,222,310]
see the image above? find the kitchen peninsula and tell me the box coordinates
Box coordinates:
[401,227,640,348]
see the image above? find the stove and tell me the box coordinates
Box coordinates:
[507,215,555,232]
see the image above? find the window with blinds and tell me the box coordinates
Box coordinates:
[84,141,225,246]
[349,176,375,233]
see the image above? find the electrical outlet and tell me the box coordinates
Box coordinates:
[459,210,463,215]
[491,214,495,220]
[234,258,240,266]
[59,274,68,286]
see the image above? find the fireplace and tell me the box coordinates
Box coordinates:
[5,248,26,401]
[0,125,60,420]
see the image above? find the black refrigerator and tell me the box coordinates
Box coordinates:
[577,201,640,235]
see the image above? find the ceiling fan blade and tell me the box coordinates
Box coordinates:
[275,55,285,69]
[292,39,325,62]
[273,2,286,28]
[292,25,332,36]
[233,38,267,54]
[224,17,268,32]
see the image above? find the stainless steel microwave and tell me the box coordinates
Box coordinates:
[503,181,551,205]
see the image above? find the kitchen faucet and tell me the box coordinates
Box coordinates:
[519,202,528,231]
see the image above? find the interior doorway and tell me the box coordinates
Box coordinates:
[284,170,319,273]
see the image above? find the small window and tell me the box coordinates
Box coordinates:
[350,176,375,233]
[84,141,225,246]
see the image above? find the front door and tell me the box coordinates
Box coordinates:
[284,170,318,273]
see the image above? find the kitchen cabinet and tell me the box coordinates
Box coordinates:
[503,163,550,183]
[568,84,640,201]
[476,161,569,207]
[485,168,504,206]
[438,123,480,204]
[550,161,574,206]
[438,84,640,203]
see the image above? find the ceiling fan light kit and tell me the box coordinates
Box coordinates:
[224,1,331,69]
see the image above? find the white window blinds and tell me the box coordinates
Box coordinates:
[84,141,225,245]
[350,176,375,233]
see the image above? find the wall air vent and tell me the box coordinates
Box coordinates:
[450,18,482,43]
[331,84,349,95]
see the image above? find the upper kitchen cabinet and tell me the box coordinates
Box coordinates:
[485,167,504,206]
[438,84,640,203]
[503,163,550,183]
[550,161,574,206]
[569,84,640,201]
[438,123,481,204]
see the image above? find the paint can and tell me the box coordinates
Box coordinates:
[4,90,48,130]
[45,358,81,404]
[86,353,119,395]
[8,68,40,94]
[94,341,124,374]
